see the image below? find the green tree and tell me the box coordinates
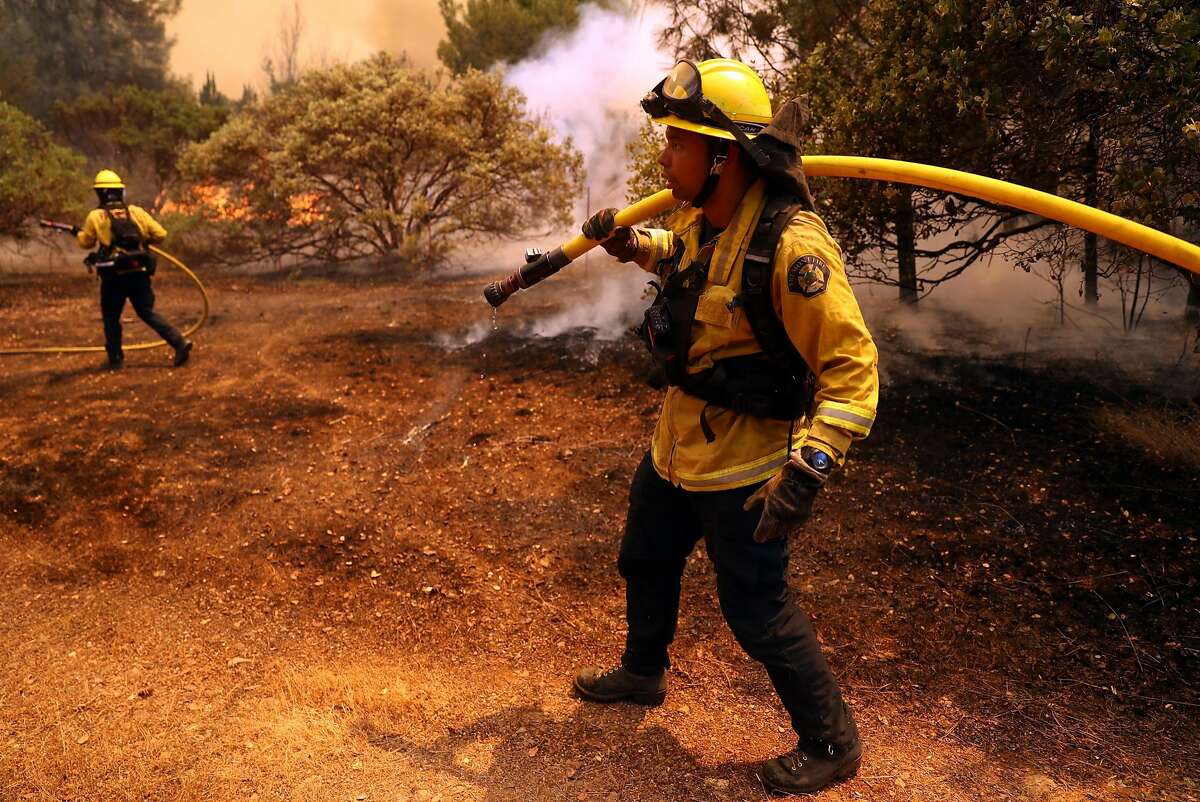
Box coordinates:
[237,85,259,110]
[624,121,672,227]
[0,0,181,120]
[179,53,583,268]
[625,122,663,205]
[0,102,87,237]
[657,0,869,74]
[53,83,230,208]
[437,0,596,73]
[655,0,1200,315]
[199,72,230,108]
[1026,1,1200,316]
[0,6,36,111]
[789,0,1054,303]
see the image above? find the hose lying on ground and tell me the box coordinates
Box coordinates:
[0,245,210,356]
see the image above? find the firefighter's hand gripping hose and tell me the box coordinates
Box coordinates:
[0,220,210,356]
[481,157,1200,308]
[483,189,677,308]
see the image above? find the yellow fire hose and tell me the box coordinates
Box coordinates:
[0,245,210,356]
[483,155,1200,306]
[804,156,1200,275]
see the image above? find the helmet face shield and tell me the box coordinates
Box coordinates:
[662,60,701,102]
[641,59,771,168]
[641,60,704,123]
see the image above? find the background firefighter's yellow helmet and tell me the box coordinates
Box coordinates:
[93,169,125,190]
[646,58,773,141]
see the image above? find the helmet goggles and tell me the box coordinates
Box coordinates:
[641,59,770,167]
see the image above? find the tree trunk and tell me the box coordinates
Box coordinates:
[1082,120,1099,306]
[896,188,918,305]
[1187,274,1200,324]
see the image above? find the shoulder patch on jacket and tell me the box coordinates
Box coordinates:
[786,255,830,298]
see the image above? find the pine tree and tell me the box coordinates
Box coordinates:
[199,71,229,107]
[0,0,182,119]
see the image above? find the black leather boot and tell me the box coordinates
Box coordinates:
[759,738,862,795]
[173,339,193,367]
[573,664,666,706]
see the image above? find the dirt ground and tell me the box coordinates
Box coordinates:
[0,261,1197,802]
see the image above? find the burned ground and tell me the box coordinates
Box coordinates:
[0,265,1197,801]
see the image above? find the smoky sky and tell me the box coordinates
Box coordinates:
[168,0,444,94]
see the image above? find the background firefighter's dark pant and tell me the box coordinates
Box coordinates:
[619,452,857,749]
[99,272,185,360]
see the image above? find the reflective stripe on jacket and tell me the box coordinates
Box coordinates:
[631,180,879,491]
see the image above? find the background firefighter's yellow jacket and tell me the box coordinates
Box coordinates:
[633,180,878,491]
[76,205,167,250]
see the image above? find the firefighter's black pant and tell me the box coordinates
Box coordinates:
[619,452,857,749]
[99,272,185,361]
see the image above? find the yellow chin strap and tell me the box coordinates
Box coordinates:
[0,245,210,356]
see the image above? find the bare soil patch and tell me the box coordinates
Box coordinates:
[1,265,1197,801]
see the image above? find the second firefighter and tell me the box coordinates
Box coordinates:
[76,170,193,369]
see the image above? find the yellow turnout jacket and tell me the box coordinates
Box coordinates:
[77,205,167,251]
[632,180,878,491]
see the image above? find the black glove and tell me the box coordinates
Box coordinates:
[743,461,823,543]
[582,208,638,261]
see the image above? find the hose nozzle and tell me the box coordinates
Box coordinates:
[484,280,513,308]
[480,189,679,308]
[40,219,77,235]
[482,247,570,308]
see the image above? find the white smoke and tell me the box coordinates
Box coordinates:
[506,4,672,207]
[524,266,652,339]
[478,4,672,339]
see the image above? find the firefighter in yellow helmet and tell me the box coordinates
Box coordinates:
[572,59,878,795]
[76,170,192,369]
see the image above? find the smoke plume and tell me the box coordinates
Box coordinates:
[505,4,671,206]
[481,4,672,339]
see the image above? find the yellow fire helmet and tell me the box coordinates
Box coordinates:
[642,58,773,143]
[93,169,125,189]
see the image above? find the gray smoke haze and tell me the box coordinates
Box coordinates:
[505,4,672,207]
[365,0,445,68]
[858,263,1199,399]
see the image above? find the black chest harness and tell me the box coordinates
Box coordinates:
[97,203,155,277]
[637,193,816,442]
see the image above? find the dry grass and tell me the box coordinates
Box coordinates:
[222,660,457,801]
[1093,404,1200,471]
[3,271,1197,802]
[250,660,448,752]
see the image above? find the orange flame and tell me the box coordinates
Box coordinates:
[163,183,326,227]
